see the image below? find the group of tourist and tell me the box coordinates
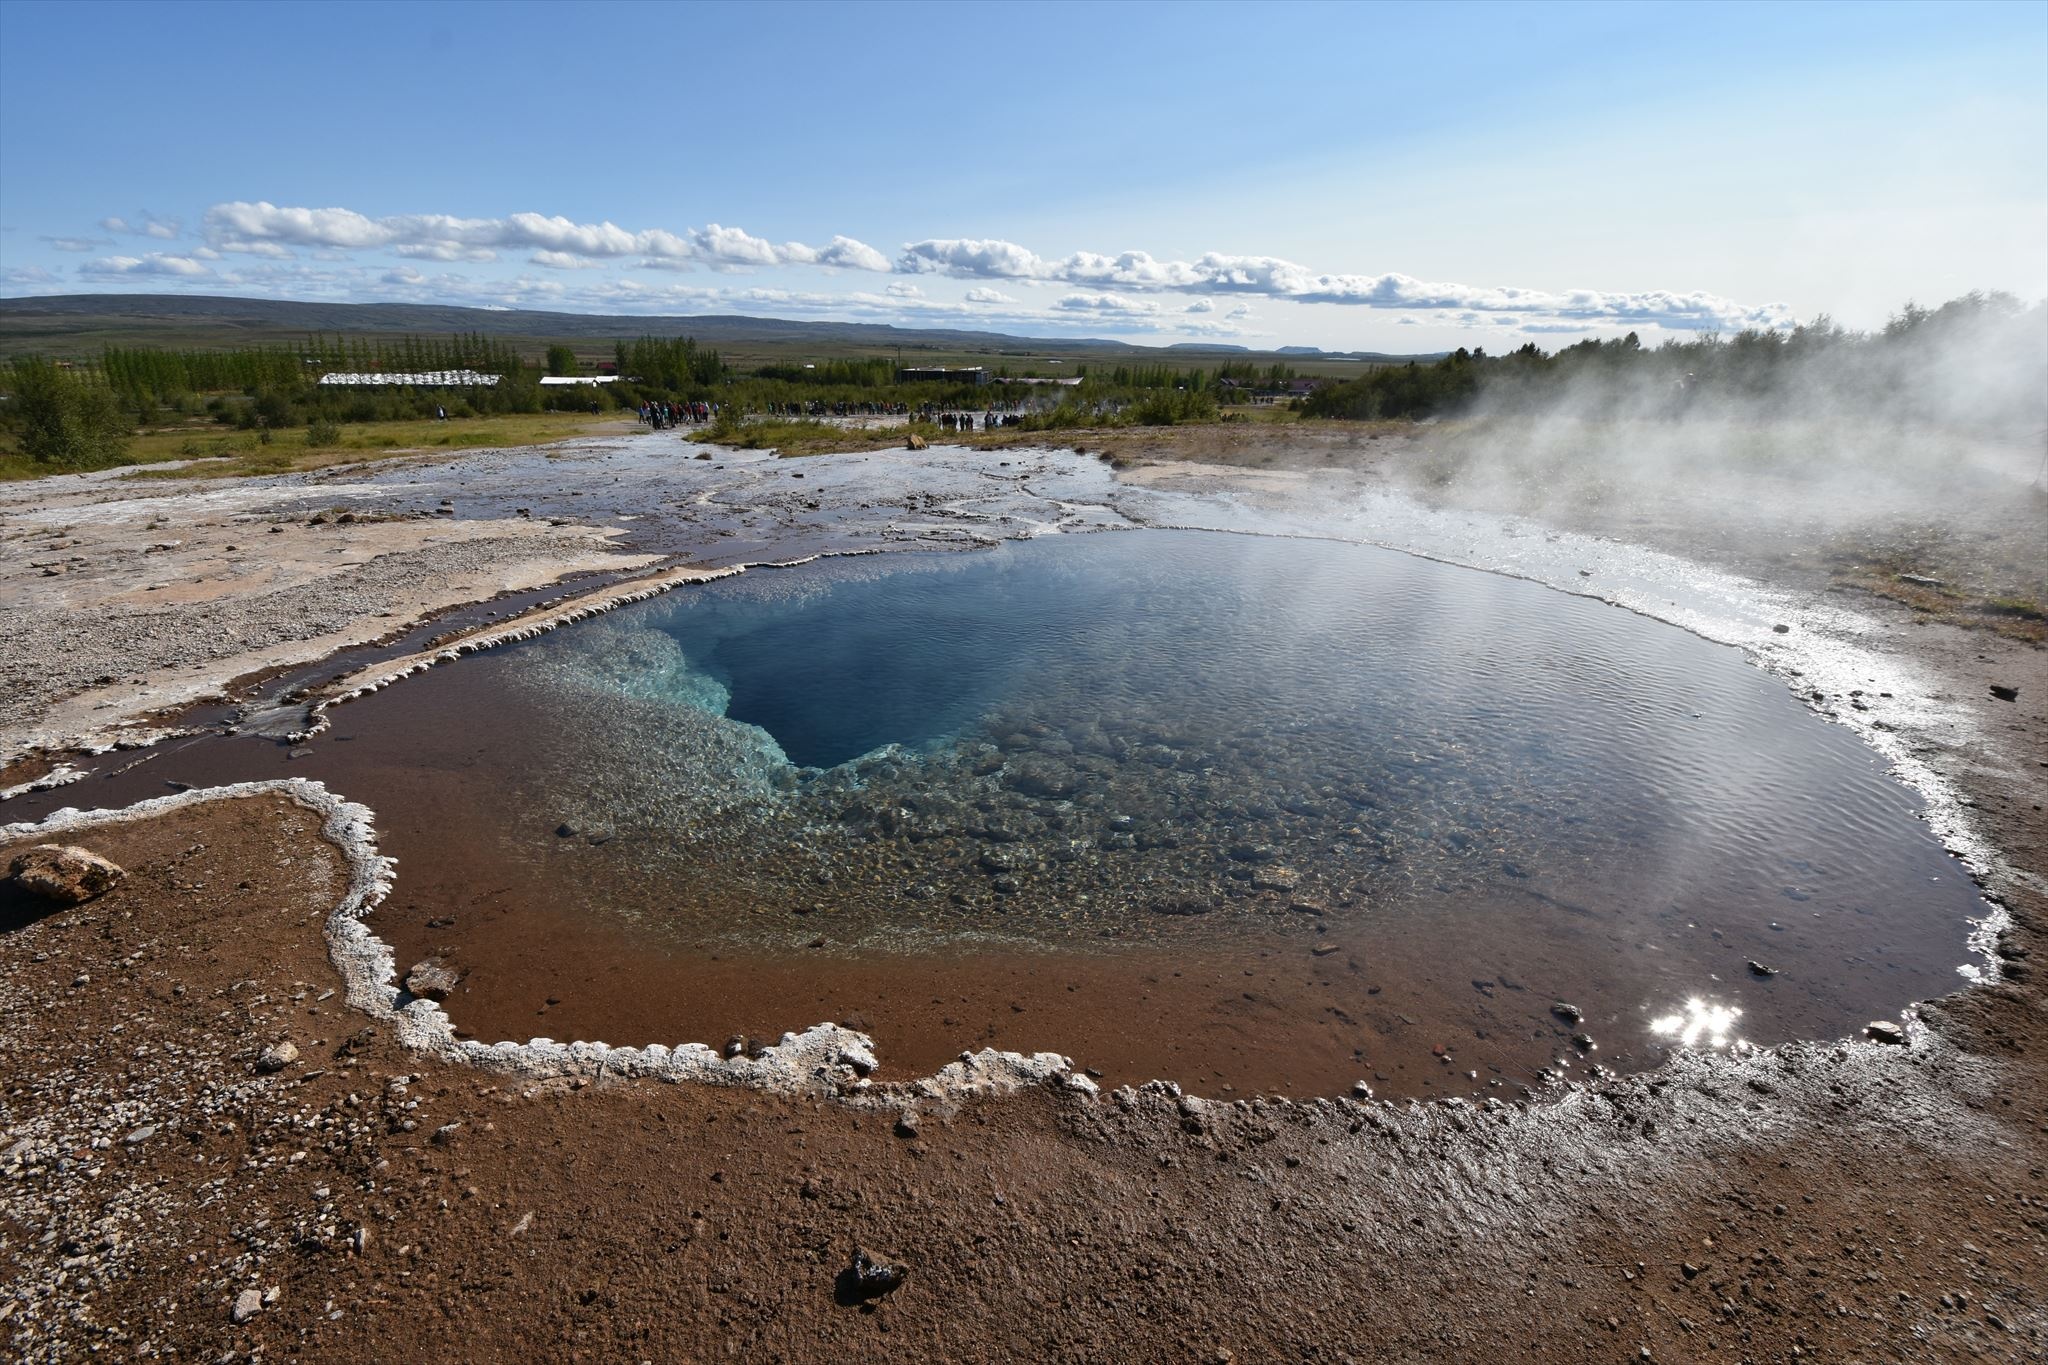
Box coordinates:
[934,410,1029,431]
[638,400,714,428]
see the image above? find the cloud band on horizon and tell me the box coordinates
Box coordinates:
[44,199,1795,336]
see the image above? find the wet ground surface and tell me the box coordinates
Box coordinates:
[6,442,1992,1098]
[288,433,1132,564]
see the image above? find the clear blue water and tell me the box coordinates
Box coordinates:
[263,528,1980,1092]
[494,531,1971,949]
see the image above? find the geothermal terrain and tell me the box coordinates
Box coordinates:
[2,425,2043,1362]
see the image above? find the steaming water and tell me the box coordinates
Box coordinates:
[465,531,1974,972]
[79,528,1979,1094]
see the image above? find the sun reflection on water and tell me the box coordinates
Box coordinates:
[1649,997,1744,1049]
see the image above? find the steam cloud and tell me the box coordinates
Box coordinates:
[1404,296,2048,554]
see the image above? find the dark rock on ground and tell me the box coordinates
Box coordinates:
[8,843,124,905]
[255,1040,299,1073]
[842,1246,908,1301]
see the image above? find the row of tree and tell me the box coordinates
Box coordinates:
[101,332,532,401]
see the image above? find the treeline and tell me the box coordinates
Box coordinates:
[1305,292,2047,429]
[101,333,530,400]
[754,357,895,387]
[612,336,727,391]
[1092,361,1297,390]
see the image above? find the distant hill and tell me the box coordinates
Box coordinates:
[0,293,1135,353]
[0,293,1442,368]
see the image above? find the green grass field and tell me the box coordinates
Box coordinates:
[0,411,630,482]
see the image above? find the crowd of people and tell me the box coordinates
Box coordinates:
[638,400,714,428]
[632,396,1044,433]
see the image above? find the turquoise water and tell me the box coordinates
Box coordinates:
[115,526,1978,1089]
[484,531,1971,965]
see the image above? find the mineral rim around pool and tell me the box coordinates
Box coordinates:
[66,530,1988,1096]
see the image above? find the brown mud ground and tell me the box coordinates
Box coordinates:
[3,425,2045,1361]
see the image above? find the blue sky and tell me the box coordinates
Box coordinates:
[2,0,2043,351]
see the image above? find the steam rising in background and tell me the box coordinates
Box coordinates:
[1393,294,2048,573]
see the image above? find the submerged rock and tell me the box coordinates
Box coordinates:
[1003,758,1080,800]
[1251,866,1300,891]
[8,844,124,905]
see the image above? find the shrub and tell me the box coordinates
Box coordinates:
[4,359,132,468]
[306,419,342,447]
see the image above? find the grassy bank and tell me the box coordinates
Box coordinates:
[0,412,629,482]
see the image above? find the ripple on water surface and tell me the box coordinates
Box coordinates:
[303,530,1980,1096]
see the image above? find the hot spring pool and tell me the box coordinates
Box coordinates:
[108,530,1992,1095]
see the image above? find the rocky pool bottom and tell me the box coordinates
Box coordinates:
[18,530,1987,1097]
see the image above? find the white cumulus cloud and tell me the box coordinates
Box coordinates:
[1053,291,1161,316]
[529,250,604,270]
[198,201,891,276]
[898,236,1789,331]
[79,253,211,279]
[74,198,1786,337]
[100,212,181,240]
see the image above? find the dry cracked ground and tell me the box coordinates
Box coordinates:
[1,429,2043,1363]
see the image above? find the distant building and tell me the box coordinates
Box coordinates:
[538,375,620,387]
[316,370,501,388]
[896,366,989,386]
[998,376,1083,387]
